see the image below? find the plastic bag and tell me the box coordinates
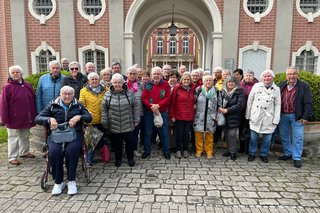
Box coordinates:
[153,113,163,127]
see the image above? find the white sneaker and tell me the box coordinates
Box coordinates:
[67,181,77,195]
[134,151,141,157]
[51,182,66,195]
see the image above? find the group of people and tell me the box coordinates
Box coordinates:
[0,59,313,195]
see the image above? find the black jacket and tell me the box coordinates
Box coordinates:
[60,73,87,99]
[279,80,314,121]
[221,87,245,128]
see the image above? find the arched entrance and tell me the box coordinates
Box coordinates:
[124,0,222,71]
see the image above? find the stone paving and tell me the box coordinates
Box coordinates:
[0,142,319,213]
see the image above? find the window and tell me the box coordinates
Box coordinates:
[83,0,102,16]
[243,0,274,22]
[183,30,189,36]
[169,38,176,54]
[157,38,163,54]
[295,50,318,73]
[78,41,109,73]
[28,0,57,24]
[296,0,320,22]
[77,0,106,24]
[157,30,163,36]
[182,38,189,54]
[31,41,60,74]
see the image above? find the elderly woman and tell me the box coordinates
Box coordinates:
[36,86,92,195]
[170,72,195,158]
[100,68,112,91]
[126,66,144,157]
[101,73,139,167]
[0,65,37,166]
[218,76,245,160]
[79,72,106,165]
[194,75,221,159]
[60,61,87,99]
[246,70,281,163]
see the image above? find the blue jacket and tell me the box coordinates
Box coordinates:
[36,73,64,113]
[279,80,314,121]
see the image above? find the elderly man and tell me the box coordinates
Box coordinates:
[179,65,187,75]
[60,58,69,71]
[84,62,96,75]
[213,66,223,90]
[162,64,172,81]
[141,66,171,160]
[36,60,65,113]
[111,62,127,80]
[278,66,313,168]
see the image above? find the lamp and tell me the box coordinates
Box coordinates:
[168,4,178,36]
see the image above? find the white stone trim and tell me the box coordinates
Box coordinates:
[77,0,106,24]
[243,0,274,22]
[78,41,109,74]
[296,0,320,22]
[31,41,60,74]
[292,41,320,74]
[28,0,57,24]
[238,41,272,69]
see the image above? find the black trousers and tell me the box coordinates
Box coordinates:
[110,132,134,162]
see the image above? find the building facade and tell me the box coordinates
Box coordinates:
[0,0,320,89]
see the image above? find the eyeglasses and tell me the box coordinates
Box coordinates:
[70,67,79,71]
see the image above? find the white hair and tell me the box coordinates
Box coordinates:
[87,72,99,80]
[8,65,23,76]
[111,73,125,83]
[49,60,61,68]
[127,66,137,74]
[260,70,275,79]
[60,85,75,95]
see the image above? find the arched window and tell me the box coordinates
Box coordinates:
[77,0,106,24]
[243,0,274,22]
[296,0,320,22]
[28,0,57,24]
[37,50,56,72]
[295,50,318,73]
[157,38,163,54]
[169,38,176,54]
[182,38,189,54]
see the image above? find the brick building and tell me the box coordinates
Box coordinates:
[0,0,320,89]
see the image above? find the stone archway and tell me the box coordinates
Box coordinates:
[124,0,222,71]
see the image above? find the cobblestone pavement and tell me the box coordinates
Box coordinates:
[0,142,319,213]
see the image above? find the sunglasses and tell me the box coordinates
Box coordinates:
[70,67,79,71]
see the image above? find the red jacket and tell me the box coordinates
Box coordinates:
[170,84,195,121]
[142,79,171,112]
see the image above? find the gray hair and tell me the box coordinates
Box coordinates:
[8,65,23,77]
[202,74,214,82]
[260,70,275,79]
[69,61,81,71]
[152,66,163,75]
[191,69,200,75]
[127,66,137,74]
[49,60,61,68]
[60,85,75,95]
[214,66,223,73]
[111,73,125,83]
[224,76,239,88]
[87,72,99,80]
[286,66,299,74]
[244,69,255,76]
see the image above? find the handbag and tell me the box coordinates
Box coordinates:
[217,112,226,126]
[51,122,77,143]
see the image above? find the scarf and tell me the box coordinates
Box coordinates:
[223,87,237,107]
[127,79,138,93]
[89,84,102,95]
[201,85,215,99]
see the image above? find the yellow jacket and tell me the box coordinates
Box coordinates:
[79,85,105,125]
[215,79,224,91]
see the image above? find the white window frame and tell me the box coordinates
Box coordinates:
[78,41,109,74]
[77,0,106,24]
[182,38,189,54]
[169,38,177,54]
[28,0,57,24]
[238,41,272,70]
[292,41,320,74]
[31,41,60,74]
[157,38,163,54]
[296,0,320,22]
[243,0,274,22]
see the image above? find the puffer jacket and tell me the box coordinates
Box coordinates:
[246,82,281,134]
[79,84,105,125]
[220,87,245,128]
[127,80,144,117]
[36,73,65,113]
[101,85,139,133]
[0,78,36,129]
[60,73,87,99]
[193,86,221,133]
[170,84,195,121]
[35,97,92,134]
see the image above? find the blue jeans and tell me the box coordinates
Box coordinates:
[143,111,169,155]
[249,130,272,157]
[278,113,304,160]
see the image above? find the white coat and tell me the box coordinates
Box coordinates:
[246,82,281,134]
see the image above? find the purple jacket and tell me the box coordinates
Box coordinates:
[0,78,36,129]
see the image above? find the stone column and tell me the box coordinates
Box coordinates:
[212,32,223,69]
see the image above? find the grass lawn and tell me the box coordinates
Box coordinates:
[0,126,7,144]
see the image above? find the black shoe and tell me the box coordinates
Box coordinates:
[230,153,237,161]
[260,156,268,163]
[222,151,230,157]
[278,155,292,161]
[164,153,171,160]
[128,159,135,167]
[248,155,255,162]
[141,153,150,160]
[115,160,122,167]
[294,160,302,168]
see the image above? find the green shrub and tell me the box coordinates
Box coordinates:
[0,126,8,144]
[25,70,70,91]
[274,71,320,121]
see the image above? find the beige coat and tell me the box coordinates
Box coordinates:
[246,82,281,134]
